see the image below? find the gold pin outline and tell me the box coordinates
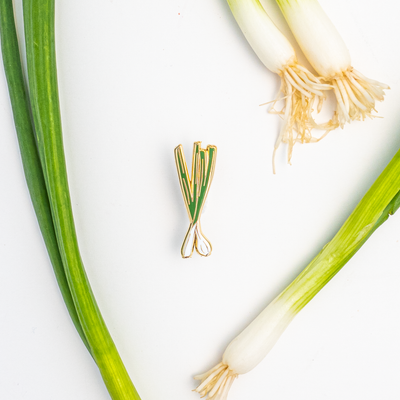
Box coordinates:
[174,142,217,258]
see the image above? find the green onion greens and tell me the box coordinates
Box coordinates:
[0,1,141,399]
[195,141,400,400]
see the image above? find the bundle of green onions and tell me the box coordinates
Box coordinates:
[0,1,140,399]
[227,0,388,169]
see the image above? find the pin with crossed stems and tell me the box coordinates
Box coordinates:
[174,142,217,258]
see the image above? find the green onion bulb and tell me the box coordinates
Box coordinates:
[227,0,333,171]
[274,0,389,128]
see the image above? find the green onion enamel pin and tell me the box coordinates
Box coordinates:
[174,142,217,258]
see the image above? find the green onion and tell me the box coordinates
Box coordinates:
[1,1,141,398]
[274,0,389,128]
[0,0,89,352]
[194,146,400,398]
[226,0,333,171]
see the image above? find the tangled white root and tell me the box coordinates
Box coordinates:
[266,65,389,172]
[331,67,389,128]
[268,63,334,173]
[194,362,237,400]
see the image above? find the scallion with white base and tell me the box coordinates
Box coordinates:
[194,147,400,399]
[274,0,389,129]
[226,0,332,171]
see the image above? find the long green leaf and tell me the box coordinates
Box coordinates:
[279,149,400,313]
[0,0,90,352]
[22,1,141,398]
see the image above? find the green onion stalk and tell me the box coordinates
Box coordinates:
[0,1,141,399]
[194,154,400,397]
[0,0,89,349]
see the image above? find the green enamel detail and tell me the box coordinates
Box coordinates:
[175,143,217,224]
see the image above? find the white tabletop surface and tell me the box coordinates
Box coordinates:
[0,0,399,399]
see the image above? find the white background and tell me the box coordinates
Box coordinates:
[0,0,400,399]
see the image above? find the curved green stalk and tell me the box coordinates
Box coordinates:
[0,0,90,352]
[194,147,400,399]
[22,1,140,398]
[279,149,400,313]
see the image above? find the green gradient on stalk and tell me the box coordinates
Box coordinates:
[22,0,141,399]
[279,151,400,314]
[228,0,266,14]
[0,0,90,352]
[275,0,312,9]
[195,144,400,400]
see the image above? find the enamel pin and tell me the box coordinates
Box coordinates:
[174,142,217,258]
